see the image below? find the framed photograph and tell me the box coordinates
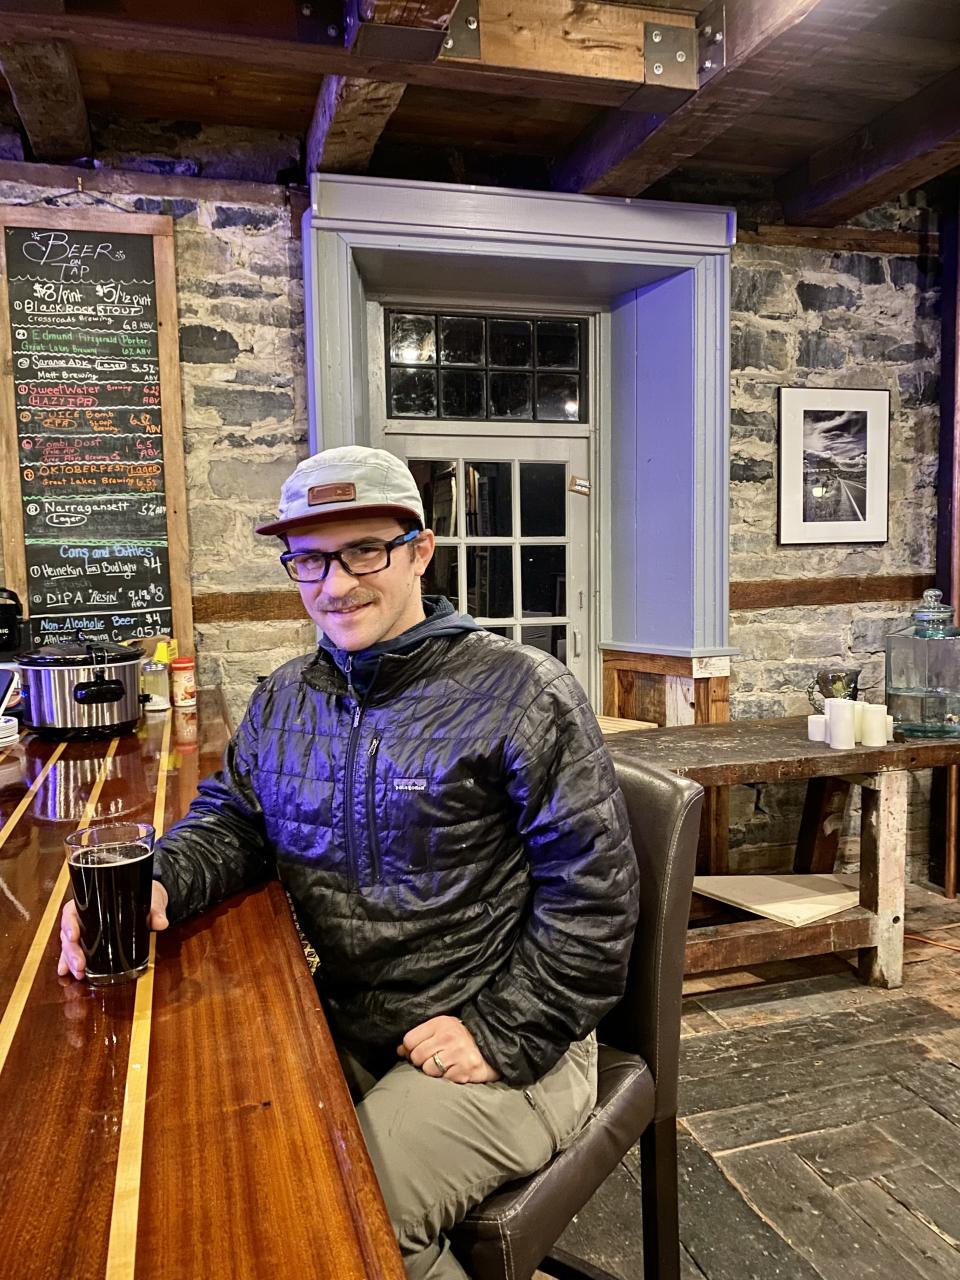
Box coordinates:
[778,387,890,545]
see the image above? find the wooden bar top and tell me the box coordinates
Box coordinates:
[605,716,960,786]
[0,691,403,1280]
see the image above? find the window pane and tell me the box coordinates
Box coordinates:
[484,626,513,638]
[465,461,512,536]
[440,369,485,419]
[424,546,458,603]
[520,463,566,536]
[467,546,513,618]
[521,546,566,616]
[409,460,457,536]
[521,625,566,663]
[489,371,532,420]
[537,320,579,369]
[489,319,532,367]
[536,373,580,422]
[390,313,436,364]
[440,316,484,365]
[390,367,437,417]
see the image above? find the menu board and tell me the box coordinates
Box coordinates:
[0,207,192,652]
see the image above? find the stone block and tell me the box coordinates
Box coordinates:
[212,204,281,231]
[0,125,24,161]
[831,253,885,286]
[898,368,939,407]
[730,456,774,483]
[731,693,787,719]
[179,324,240,364]
[132,196,197,221]
[730,408,776,443]
[888,256,940,291]
[730,267,795,317]
[797,330,845,369]
[193,384,295,424]
[208,456,294,501]
[796,282,858,312]
[730,324,791,372]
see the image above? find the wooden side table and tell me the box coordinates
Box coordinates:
[605,718,960,988]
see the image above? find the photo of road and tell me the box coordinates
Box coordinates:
[802,408,868,523]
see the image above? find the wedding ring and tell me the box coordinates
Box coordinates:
[432,1051,447,1075]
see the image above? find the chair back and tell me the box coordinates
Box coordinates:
[598,757,703,1120]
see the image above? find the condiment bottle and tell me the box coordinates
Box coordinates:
[143,640,171,711]
[170,656,197,708]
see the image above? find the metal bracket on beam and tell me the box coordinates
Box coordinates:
[296,0,360,48]
[697,0,726,87]
[642,21,698,92]
[437,0,480,61]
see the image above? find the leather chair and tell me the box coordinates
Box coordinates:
[451,758,704,1280]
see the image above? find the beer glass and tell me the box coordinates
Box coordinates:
[65,822,156,985]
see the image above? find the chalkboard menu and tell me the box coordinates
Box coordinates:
[0,207,192,652]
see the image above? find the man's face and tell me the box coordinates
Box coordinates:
[286,515,436,651]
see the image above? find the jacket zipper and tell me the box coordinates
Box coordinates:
[344,700,363,892]
[366,735,381,883]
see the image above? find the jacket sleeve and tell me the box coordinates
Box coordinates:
[152,685,276,924]
[459,666,640,1085]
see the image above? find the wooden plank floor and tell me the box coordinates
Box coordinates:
[557,882,960,1279]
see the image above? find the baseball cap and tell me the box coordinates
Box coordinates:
[255,445,425,538]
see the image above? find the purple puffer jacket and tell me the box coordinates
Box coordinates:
[153,630,639,1085]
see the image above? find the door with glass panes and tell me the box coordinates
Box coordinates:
[399,437,591,690]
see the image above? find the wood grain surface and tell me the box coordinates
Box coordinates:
[0,692,404,1280]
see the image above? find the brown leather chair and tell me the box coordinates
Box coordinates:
[451,758,704,1280]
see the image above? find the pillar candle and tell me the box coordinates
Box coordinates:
[853,700,865,742]
[827,699,856,749]
[861,703,888,748]
[807,714,827,742]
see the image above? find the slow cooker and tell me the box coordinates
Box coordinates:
[18,635,146,739]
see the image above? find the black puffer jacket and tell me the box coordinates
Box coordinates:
[154,618,639,1085]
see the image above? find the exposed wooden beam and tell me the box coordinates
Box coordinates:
[370,1,458,27]
[778,67,960,227]
[0,4,690,106]
[307,74,405,173]
[0,39,90,161]
[550,0,885,197]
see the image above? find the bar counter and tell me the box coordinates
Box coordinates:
[0,691,404,1280]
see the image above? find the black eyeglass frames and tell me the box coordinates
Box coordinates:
[279,529,421,583]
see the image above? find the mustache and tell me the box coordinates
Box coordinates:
[313,591,377,612]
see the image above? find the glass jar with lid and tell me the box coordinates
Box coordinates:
[885,588,960,736]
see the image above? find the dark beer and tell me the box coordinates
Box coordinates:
[68,843,153,982]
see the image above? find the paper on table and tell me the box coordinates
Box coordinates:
[692,873,860,927]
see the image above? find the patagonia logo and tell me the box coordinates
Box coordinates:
[394,777,428,792]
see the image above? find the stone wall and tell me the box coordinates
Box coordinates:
[725,202,941,878]
[0,163,313,729]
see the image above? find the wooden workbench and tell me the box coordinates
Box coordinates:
[0,692,403,1280]
[605,717,960,987]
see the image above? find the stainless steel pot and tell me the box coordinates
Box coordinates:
[18,635,146,739]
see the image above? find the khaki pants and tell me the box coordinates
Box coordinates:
[338,1034,598,1280]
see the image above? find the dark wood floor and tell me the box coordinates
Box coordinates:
[557,883,960,1279]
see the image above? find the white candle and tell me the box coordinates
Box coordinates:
[853,701,865,742]
[828,699,856,749]
[807,714,827,742]
[861,704,888,748]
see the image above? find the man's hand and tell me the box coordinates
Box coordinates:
[398,1015,500,1084]
[57,880,170,980]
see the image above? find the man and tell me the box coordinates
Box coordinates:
[59,445,639,1280]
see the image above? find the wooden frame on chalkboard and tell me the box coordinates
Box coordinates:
[0,205,194,655]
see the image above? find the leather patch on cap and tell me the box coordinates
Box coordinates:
[308,482,356,507]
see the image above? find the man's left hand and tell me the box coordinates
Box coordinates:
[398,1016,500,1084]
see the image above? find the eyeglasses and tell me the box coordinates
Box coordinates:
[279,529,421,583]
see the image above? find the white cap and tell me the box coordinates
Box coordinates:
[256,446,425,537]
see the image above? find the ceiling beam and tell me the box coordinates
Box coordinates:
[307,75,405,173]
[0,39,91,161]
[0,3,688,107]
[369,1,458,27]
[550,0,876,197]
[778,67,960,227]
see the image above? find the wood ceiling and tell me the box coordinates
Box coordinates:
[0,0,958,224]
